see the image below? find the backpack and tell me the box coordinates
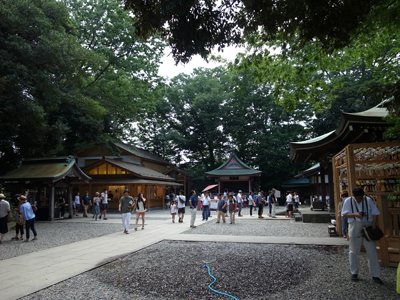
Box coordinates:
[218,200,227,213]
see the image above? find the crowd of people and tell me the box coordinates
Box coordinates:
[165,188,288,227]
[0,193,38,243]
[0,185,385,285]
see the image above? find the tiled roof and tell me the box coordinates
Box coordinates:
[0,156,91,182]
[205,153,262,176]
[115,142,169,165]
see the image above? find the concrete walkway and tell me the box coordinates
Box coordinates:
[0,209,346,300]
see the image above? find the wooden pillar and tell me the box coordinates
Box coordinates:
[68,186,73,218]
[49,184,55,221]
[327,161,335,213]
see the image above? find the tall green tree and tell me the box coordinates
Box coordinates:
[62,0,166,140]
[137,67,313,187]
[164,67,233,170]
[0,0,107,172]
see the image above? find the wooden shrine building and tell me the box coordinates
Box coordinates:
[290,102,391,211]
[0,156,91,220]
[74,142,184,209]
[205,153,261,193]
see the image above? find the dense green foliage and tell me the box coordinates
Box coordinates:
[0,0,165,173]
[136,67,312,189]
[125,0,380,63]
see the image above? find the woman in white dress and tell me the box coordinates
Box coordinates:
[135,193,146,231]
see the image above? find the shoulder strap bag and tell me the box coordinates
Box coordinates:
[351,196,383,242]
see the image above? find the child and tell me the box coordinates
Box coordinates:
[216,194,227,223]
[228,194,237,224]
[170,200,177,223]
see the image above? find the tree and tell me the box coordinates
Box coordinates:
[61,0,166,140]
[163,67,233,170]
[136,67,313,187]
[0,0,107,172]
[223,69,313,188]
[125,0,385,63]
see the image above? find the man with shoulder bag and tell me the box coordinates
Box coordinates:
[342,187,383,284]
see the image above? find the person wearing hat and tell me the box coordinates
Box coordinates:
[91,192,101,220]
[19,195,37,242]
[119,189,134,234]
[0,193,11,244]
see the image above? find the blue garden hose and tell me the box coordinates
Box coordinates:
[203,264,238,300]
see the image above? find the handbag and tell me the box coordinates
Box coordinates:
[362,226,384,242]
[7,212,13,223]
[351,197,384,242]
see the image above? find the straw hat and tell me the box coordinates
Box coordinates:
[20,195,27,201]
[0,193,5,199]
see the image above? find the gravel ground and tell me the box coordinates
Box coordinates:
[0,222,125,261]
[183,218,330,238]
[21,241,397,300]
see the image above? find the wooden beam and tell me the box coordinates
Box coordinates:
[68,187,73,218]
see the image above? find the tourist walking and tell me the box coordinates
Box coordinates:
[100,188,109,220]
[257,191,264,218]
[135,192,146,230]
[202,192,211,221]
[82,191,91,217]
[228,194,237,224]
[170,200,177,223]
[189,190,197,228]
[237,190,243,217]
[12,194,24,241]
[286,191,294,218]
[19,195,37,242]
[92,192,101,220]
[248,192,255,217]
[74,192,81,216]
[342,187,382,284]
[118,189,134,234]
[216,194,227,223]
[0,193,11,244]
[176,190,186,223]
[269,189,277,218]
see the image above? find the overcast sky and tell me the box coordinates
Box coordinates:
[158,46,243,79]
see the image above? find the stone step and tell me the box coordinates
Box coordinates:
[294,213,302,222]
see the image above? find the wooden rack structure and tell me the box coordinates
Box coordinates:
[333,142,400,267]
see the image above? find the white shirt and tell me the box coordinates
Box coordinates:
[101,192,108,204]
[248,195,253,205]
[286,194,293,203]
[237,193,242,203]
[74,196,80,205]
[176,195,186,208]
[342,196,380,223]
[294,195,299,203]
[202,197,211,206]
[170,204,177,214]
[136,201,145,213]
